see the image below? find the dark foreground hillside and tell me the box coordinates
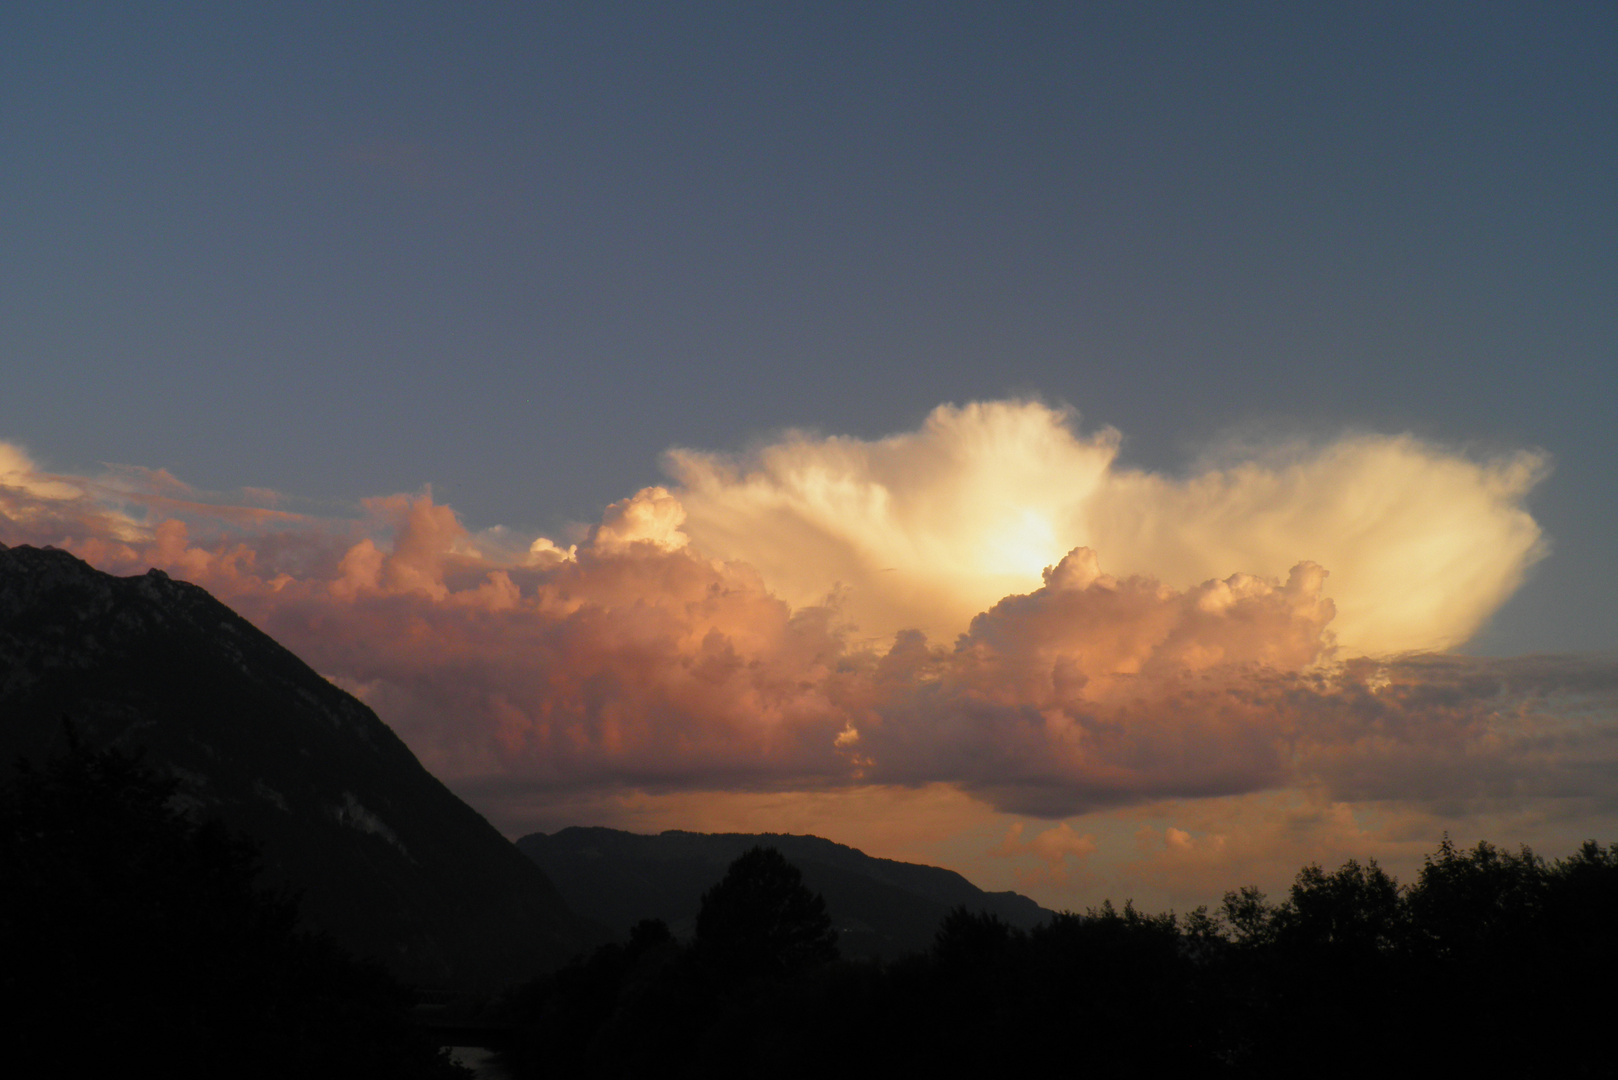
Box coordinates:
[0,543,601,990]
[0,734,470,1079]
[503,838,1618,1078]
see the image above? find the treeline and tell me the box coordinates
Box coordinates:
[0,732,469,1080]
[10,730,1614,1076]
[501,839,1618,1078]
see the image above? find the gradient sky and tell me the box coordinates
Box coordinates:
[4,4,1615,910]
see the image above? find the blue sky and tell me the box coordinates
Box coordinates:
[6,8,1612,630]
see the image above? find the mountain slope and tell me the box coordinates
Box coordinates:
[0,542,600,991]
[518,825,1054,961]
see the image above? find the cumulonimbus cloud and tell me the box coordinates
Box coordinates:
[670,400,1548,654]
[1,403,1603,825]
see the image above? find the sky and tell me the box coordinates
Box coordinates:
[3,3,1616,912]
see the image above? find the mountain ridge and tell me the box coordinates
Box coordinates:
[518,824,1054,961]
[0,542,603,990]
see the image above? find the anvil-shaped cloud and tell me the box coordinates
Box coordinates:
[671,401,1546,655]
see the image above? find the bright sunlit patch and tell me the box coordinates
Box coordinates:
[669,402,1546,653]
[985,507,1061,579]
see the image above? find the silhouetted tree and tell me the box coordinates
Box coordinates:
[1220,884,1277,948]
[908,906,1025,1069]
[1398,837,1563,1074]
[1249,859,1414,1070]
[504,850,843,1079]
[499,914,691,1079]
[694,846,838,981]
[1278,858,1404,953]
[1407,836,1547,958]
[931,905,1019,968]
[1542,840,1618,1061]
[501,836,1618,1078]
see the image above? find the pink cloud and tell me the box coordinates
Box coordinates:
[2,435,1611,855]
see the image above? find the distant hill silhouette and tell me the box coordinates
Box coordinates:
[517,826,1053,960]
[0,542,602,990]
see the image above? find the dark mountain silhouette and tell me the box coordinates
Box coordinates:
[517,825,1053,960]
[0,542,601,991]
[2,733,472,1079]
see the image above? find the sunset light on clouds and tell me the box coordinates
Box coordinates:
[671,400,1547,654]
[4,4,1615,910]
[3,400,1611,908]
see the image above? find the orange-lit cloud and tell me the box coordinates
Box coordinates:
[991,822,1098,887]
[670,401,1546,654]
[1,405,1609,908]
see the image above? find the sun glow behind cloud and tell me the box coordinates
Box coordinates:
[3,400,1609,907]
[671,401,1547,655]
